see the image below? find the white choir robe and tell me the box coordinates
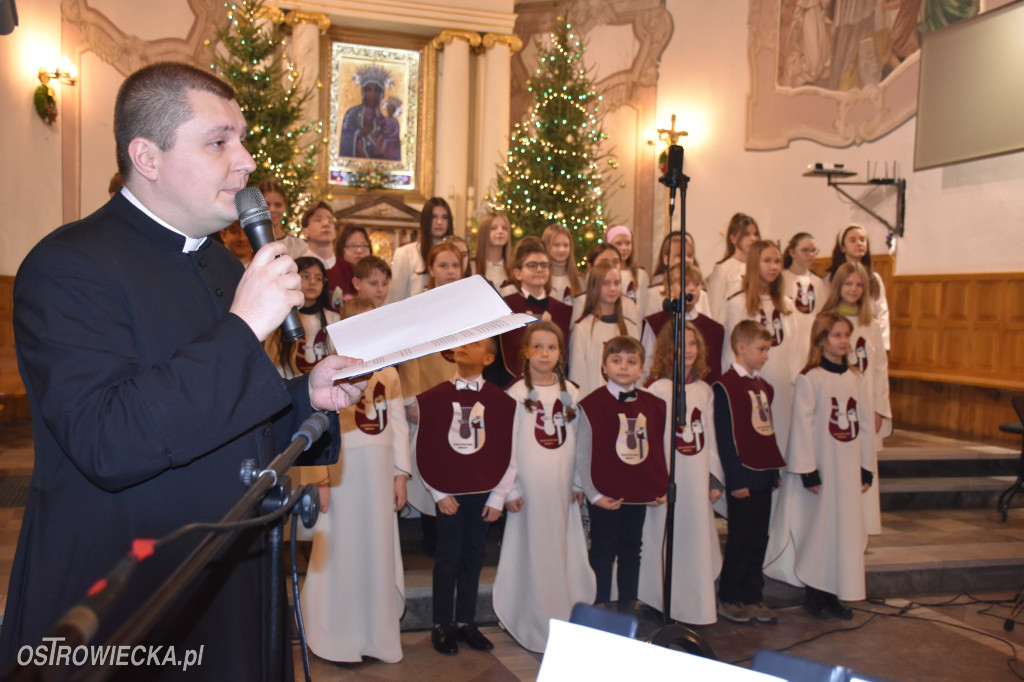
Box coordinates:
[705,256,745,323]
[782,269,825,369]
[823,270,891,351]
[846,315,891,535]
[568,316,640,397]
[637,379,723,624]
[300,367,411,662]
[492,381,595,652]
[721,294,801,455]
[399,351,458,515]
[620,267,650,321]
[550,272,582,306]
[763,367,875,600]
[473,260,509,289]
[387,241,429,303]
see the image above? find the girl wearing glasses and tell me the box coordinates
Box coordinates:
[782,232,824,367]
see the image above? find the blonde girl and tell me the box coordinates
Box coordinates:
[493,321,594,651]
[706,213,760,322]
[722,240,800,454]
[541,223,584,304]
[568,262,640,395]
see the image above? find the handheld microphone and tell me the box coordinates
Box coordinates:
[234,187,305,342]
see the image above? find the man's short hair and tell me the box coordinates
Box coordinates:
[730,319,773,352]
[353,255,391,281]
[114,62,235,179]
[602,335,645,364]
[301,201,334,228]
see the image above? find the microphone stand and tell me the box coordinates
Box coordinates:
[9,413,331,682]
[659,145,689,627]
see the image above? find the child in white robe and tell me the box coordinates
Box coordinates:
[763,312,875,620]
[300,297,411,662]
[568,262,640,396]
[493,321,595,652]
[638,322,724,624]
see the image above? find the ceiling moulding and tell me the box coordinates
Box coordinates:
[62,0,222,76]
[274,1,516,35]
[511,0,672,120]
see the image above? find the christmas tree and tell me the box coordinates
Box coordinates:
[211,0,323,232]
[489,19,609,250]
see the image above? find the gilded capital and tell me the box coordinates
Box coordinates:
[255,5,285,24]
[482,33,523,54]
[284,10,331,33]
[432,29,482,51]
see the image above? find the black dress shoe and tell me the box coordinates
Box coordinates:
[824,593,853,620]
[804,587,830,620]
[431,623,458,655]
[457,623,494,651]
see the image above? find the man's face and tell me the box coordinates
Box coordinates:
[148,90,255,237]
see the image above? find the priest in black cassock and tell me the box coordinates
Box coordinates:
[0,62,365,680]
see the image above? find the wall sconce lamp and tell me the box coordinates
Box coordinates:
[35,57,77,126]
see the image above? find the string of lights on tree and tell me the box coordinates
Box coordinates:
[210,0,324,234]
[489,18,615,249]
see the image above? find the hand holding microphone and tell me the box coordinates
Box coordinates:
[229,187,306,342]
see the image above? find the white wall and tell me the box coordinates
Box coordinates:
[0,0,64,276]
[655,0,1024,276]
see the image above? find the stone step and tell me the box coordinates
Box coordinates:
[879,475,1023,511]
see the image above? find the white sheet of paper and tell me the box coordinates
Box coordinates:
[326,275,536,379]
[537,619,784,681]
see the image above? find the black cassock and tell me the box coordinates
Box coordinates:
[0,192,338,680]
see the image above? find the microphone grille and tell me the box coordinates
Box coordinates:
[235,187,271,230]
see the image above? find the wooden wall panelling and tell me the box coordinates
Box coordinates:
[890,377,1020,446]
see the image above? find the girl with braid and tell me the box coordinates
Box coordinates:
[493,321,595,652]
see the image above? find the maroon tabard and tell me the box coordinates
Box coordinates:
[499,293,573,380]
[580,389,669,503]
[415,381,515,494]
[715,368,785,470]
[643,311,723,383]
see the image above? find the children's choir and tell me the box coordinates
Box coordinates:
[260,200,891,660]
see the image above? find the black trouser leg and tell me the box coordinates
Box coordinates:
[718,489,772,605]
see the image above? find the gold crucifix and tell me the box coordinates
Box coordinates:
[654,114,688,146]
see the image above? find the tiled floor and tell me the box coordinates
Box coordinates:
[3,421,1024,680]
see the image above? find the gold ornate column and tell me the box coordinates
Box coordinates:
[432,29,481,235]
[476,33,522,219]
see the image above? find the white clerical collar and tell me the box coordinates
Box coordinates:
[732,362,760,379]
[301,246,336,270]
[121,187,207,253]
[520,288,546,300]
[452,373,484,391]
[685,308,697,321]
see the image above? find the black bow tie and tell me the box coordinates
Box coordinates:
[618,389,637,402]
[526,295,548,309]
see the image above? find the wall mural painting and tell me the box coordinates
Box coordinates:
[747,0,978,149]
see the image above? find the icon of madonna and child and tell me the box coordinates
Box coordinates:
[339,63,403,161]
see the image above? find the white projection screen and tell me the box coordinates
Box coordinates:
[914,1,1024,170]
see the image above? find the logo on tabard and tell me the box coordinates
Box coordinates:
[759,308,784,347]
[440,348,457,363]
[795,281,816,314]
[675,407,705,455]
[534,399,568,449]
[829,396,860,442]
[615,413,649,464]
[295,327,330,374]
[449,402,486,453]
[748,389,775,436]
[354,379,388,435]
[853,337,869,372]
[556,285,572,305]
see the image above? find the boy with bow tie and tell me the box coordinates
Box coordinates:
[415,338,518,655]
[574,335,668,606]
